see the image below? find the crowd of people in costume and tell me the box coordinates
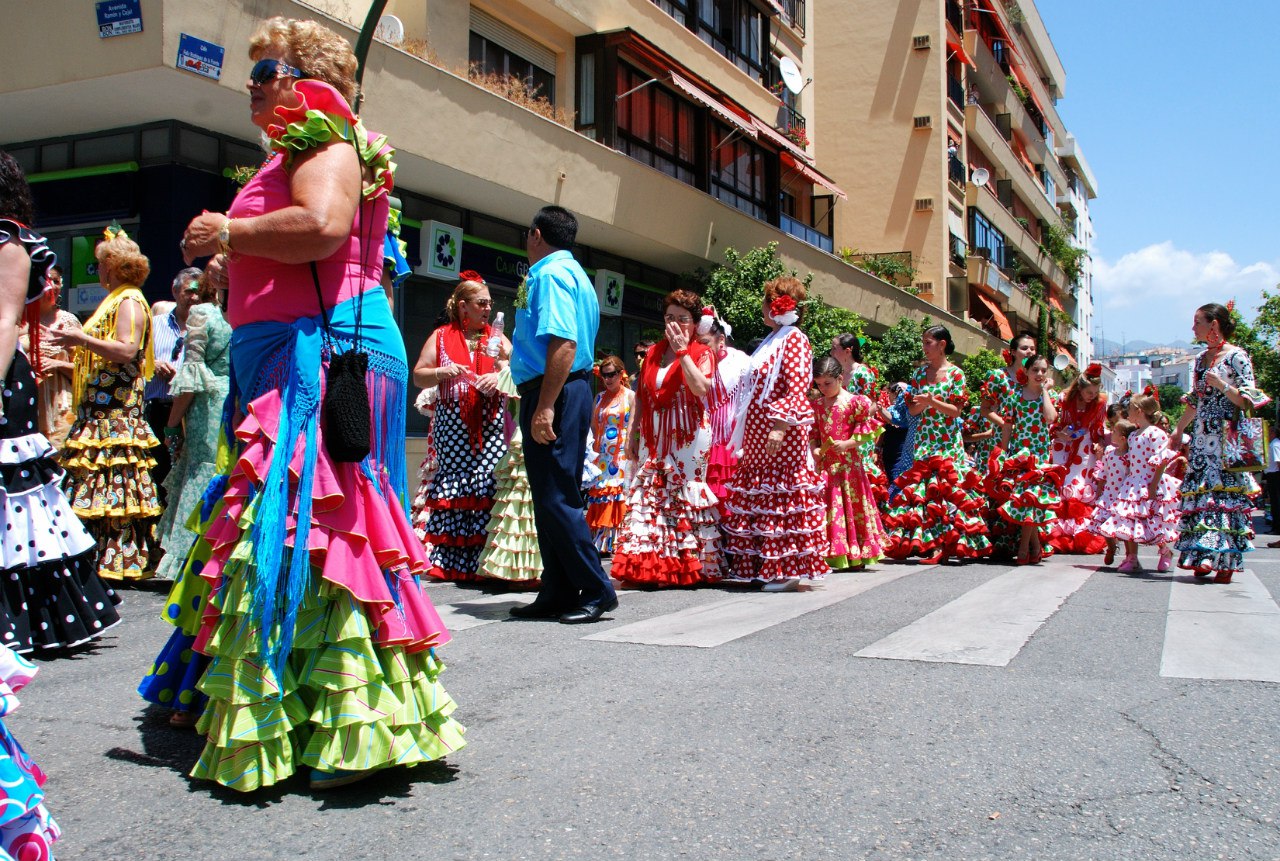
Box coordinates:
[0,19,1273,855]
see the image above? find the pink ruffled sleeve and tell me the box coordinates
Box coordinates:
[766,330,815,427]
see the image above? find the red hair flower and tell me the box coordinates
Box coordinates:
[770,295,797,316]
[1016,366,1029,385]
[459,269,486,284]
[702,305,715,318]
[1002,348,1013,365]
[1085,362,1102,378]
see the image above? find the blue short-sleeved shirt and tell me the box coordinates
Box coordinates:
[510,249,600,385]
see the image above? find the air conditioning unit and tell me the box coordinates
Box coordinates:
[914,198,934,211]
[913,115,933,129]
[913,35,931,49]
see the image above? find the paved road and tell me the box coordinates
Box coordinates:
[12,541,1280,860]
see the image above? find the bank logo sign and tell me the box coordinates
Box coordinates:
[96,0,142,38]
[594,269,624,317]
[424,221,463,280]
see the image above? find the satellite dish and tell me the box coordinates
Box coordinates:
[375,14,405,45]
[1053,354,1071,371]
[778,56,806,95]
[971,167,990,187]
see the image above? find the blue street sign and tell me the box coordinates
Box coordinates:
[96,0,142,38]
[176,33,225,81]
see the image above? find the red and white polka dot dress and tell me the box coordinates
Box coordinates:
[720,328,830,582]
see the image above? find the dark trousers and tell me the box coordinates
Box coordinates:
[520,376,615,608]
[1267,472,1280,533]
[145,399,173,506]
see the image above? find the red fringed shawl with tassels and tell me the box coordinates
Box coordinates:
[436,322,500,451]
[636,340,713,457]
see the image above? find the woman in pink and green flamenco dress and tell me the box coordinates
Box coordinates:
[176,17,464,792]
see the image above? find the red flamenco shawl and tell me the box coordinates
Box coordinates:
[636,340,713,456]
[437,322,501,452]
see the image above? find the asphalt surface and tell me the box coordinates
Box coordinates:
[11,537,1280,861]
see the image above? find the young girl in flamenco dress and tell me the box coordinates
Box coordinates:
[810,357,887,569]
[1089,391,1183,572]
[585,355,634,554]
[1048,363,1109,554]
[988,355,1067,565]
[1092,419,1136,567]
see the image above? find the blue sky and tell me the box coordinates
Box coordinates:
[1038,0,1280,344]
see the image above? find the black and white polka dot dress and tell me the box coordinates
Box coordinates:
[0,219,121,652]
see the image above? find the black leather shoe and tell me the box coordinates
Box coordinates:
[559,597,619,625]
[509,600,569,619]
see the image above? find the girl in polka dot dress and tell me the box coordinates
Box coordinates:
[0,185,121,655]
[1092,420,1135,567]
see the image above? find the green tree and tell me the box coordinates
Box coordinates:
[865,316,927,386]
[691,242,864,355]
[960,348,1006,405]
[1157,383,1186,422]
[1243,289,1280,412]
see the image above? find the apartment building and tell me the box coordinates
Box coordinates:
[1,0,1005,458]
[814,0,1095,365]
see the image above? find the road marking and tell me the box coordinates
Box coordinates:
[1162,569,1280,683]
[854,561,1095,666]
[581,567,921,648]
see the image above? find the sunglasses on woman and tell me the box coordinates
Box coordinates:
[600,370,622,379]
[249,58,305,86]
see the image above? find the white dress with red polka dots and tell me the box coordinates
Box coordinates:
[720,327,829,582]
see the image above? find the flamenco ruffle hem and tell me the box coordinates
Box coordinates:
[0,648,60,859]
[1174,478,1256,574]
[474,433,541,584]
[720,473,829,582]
[882,456,991,560]
[611,458,721,588]
[188,388,465,791]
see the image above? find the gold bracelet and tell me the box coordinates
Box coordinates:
[217,217,234,258]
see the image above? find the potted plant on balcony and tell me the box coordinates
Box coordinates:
[784,124,810,148]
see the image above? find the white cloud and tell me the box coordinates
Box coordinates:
[1093,242,1280,342]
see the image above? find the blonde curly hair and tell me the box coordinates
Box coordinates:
[95,234,149,286]
[249,17,358,105]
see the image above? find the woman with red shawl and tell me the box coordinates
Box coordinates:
[611,289,720,587]
[411,272,512,581]
[1048,363,1109,554]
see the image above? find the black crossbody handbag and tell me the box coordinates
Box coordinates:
[309,183,377,463]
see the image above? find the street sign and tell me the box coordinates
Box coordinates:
[176,33,225,81]
[96,0,142,38]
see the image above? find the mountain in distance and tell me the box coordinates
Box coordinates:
[1094,337,1194,356]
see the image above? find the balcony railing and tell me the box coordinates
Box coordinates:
[779,0,805,33]
[947,75,964,107]
[781,213,833,253]
[948,153,965,185]
[777,102,806,135]
[946,0,964,33]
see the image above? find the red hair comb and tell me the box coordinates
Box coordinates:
[459,270,486,284]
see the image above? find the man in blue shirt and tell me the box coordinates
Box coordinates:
[509,206,617,624]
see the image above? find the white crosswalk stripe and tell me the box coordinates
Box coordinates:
[854,560,1094,666]
[580,567,921,648]
[1161,569,1280,683]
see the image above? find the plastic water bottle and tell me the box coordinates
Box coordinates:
[485,311,505,357]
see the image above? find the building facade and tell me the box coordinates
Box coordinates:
[2,0,1010,459]
[814,0,1096,364]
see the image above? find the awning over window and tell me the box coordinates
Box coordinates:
[762,0,786,16]
[780,152,847,200]
[1049,292,1065,313]
[946,39,975,69]
[751,116,813,163]
[972,288,1013,340]
[669,72,756,136]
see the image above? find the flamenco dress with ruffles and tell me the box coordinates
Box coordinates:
[975,367,1021,559]
[413,324,507,581]
[1047,394,1107,554]
[61,283,162,579]
[137,306,233,716]
[184,81,464,791]
[705,346,749,516]
[0,645,61,858]
[720,327,830,583]
[611,341,721,587]
[0,220,120,652]
[847,363,887,504]
[882,366,991,561]
[1174,347,1267,574]
[811,390,887,568]
[476,371,541,583]
[987,390,1066,532]
[585,385,634,553]
[1088,425,1181,547]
